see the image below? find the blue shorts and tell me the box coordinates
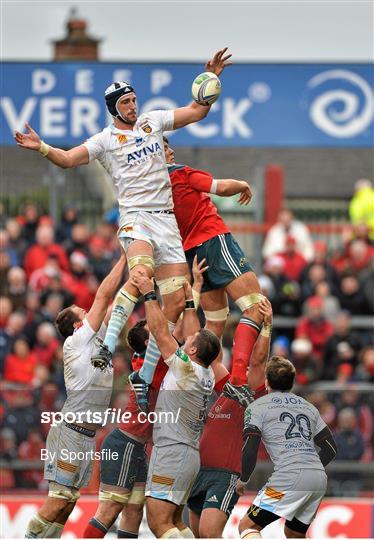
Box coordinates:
[185,233,253,293]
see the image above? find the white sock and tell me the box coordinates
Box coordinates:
[25,514,53,538]
[160,527,183,538]
[45,522,64,538]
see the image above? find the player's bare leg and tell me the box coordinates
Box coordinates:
[130,262,187,411]
[238,514,262,538]
[225,272,264,385]
[45,502,76,538]
[199,507,229,538]
[188,510,200,538]
[200,288,254,406]
[117,503,144,538]
[92,240,153,368]
[173,505,193,537]
[147,498,182,538]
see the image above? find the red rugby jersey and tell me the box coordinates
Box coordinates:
[119,354,168,441]
[169,164,229,251]
[199,384,267,474]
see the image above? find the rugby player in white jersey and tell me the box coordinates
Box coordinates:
[24,252,126,539]
[14,48,232,412]
[236,357,337,539]
[130,271,219,539]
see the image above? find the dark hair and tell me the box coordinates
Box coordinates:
[266,356,296,391]
[127,319,148,353]
[55,307,80,339]
[163,136,169,144]
[195,329,221,367]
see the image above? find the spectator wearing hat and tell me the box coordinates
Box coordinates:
[278,234,308,281]
[296,296,334,361]
[290,338,320,385]
[263,208,315,262]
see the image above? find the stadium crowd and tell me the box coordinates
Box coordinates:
[0,200,373,492]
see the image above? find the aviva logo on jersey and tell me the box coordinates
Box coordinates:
[127,142,162,164]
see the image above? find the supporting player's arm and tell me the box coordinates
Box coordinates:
[247,298,272,390]
[173,47,232,129]
[236,424,262,495]
[314,426,338,467]
[86,250,127,332]
[130,273,178,360]
[14,122,89,168]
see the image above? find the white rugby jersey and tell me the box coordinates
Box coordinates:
[153,348,215,449]
[84,110,174,226]
[60,318,113,425]
[244,391,327,472]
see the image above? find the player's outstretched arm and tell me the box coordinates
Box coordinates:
[236,425,262,495]
[86,250,127,332]
[14,122,89,169]
[173,47,232,129]
[215,179,252,205]
[247,298,272,390]
[130,273,178,360]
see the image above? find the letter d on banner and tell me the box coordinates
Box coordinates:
[32,70,56,94]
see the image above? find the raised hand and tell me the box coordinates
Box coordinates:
[258,297,273,327]
[205,47,233,76]
[14,123,42,151]
[192,255,209,290]
[238,183,252,206]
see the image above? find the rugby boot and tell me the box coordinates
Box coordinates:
[222,380,254,408]
[91,343,112,370]
[129,370,150,413]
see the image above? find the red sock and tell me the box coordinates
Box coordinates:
[214,372,230,393]
[83,519,107,538]
[230,317,260,385]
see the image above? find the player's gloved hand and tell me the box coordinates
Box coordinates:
[222,381,255,408]
[236,478,247,496]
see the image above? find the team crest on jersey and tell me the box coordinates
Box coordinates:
[135,137,144,147]
[141,123,152,134]
[116,134,127,144]
[239,257,246,267]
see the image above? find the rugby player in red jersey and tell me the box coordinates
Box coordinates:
[187,298,272,538]
[164,137,265,388]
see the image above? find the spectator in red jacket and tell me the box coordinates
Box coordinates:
[23,225,69,278]
[278,235,308,281]
[296,296,334,361]
[4,338,37,384]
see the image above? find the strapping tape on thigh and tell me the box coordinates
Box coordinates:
[48,482,80,502]
[99,489,130,505]
[235,293,266,312]
[156,275,187,295]
[204,307,229,322]
[128,255,155,271]
[128,486,146,505]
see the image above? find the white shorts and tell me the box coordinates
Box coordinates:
[146,444,200,506]
[253,468,327,525]
[44,423,95,489]
[118,211,186,267]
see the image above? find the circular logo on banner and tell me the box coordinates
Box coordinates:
[307,69,374,138]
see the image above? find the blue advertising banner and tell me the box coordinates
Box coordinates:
[1,62,373,146]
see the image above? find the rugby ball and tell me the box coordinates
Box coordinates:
[192,72,221,106]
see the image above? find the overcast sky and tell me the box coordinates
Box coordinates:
[1,0,373,62]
